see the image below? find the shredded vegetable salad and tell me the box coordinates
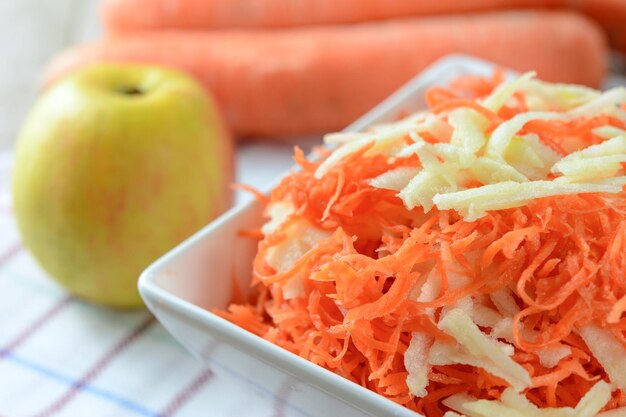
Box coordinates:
[216,71,626,417]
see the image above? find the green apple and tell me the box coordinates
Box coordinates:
[12,64,233,308]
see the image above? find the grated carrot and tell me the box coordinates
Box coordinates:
[216,73,626,416]
[231,182,270,202]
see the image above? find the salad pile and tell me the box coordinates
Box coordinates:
[218,71,626,417]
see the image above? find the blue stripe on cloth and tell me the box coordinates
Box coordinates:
[0,349,158,417]
[32,317,155,417]
[3,345,318,417]
[2,339,328,417]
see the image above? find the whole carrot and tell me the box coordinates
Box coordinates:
[102,0,564,31]
[44,11,607,138]
[577,0,626,53]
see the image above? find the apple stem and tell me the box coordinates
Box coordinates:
[118,85,143,96]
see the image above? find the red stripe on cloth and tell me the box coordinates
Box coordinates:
[159,368,214,417]
[32,315,156,417]
[0,243,21,267]
[270,381,294,417]
[0,296,71,357]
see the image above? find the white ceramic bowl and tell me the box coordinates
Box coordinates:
[139,55,509,417]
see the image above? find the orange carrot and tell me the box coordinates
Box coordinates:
[574,0,626,53]
[102,0,626,54]
[43,11,607,138]
[217,72,626,416]
[101,0,565,31]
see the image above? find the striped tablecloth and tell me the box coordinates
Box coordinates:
[0,143,301,417]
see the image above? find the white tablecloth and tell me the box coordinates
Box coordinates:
[0,142,303,417]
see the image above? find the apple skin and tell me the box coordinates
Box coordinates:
[12,64,233,308]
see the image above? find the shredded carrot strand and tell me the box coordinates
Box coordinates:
[231,182,270,202]
[216,73,626,416]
